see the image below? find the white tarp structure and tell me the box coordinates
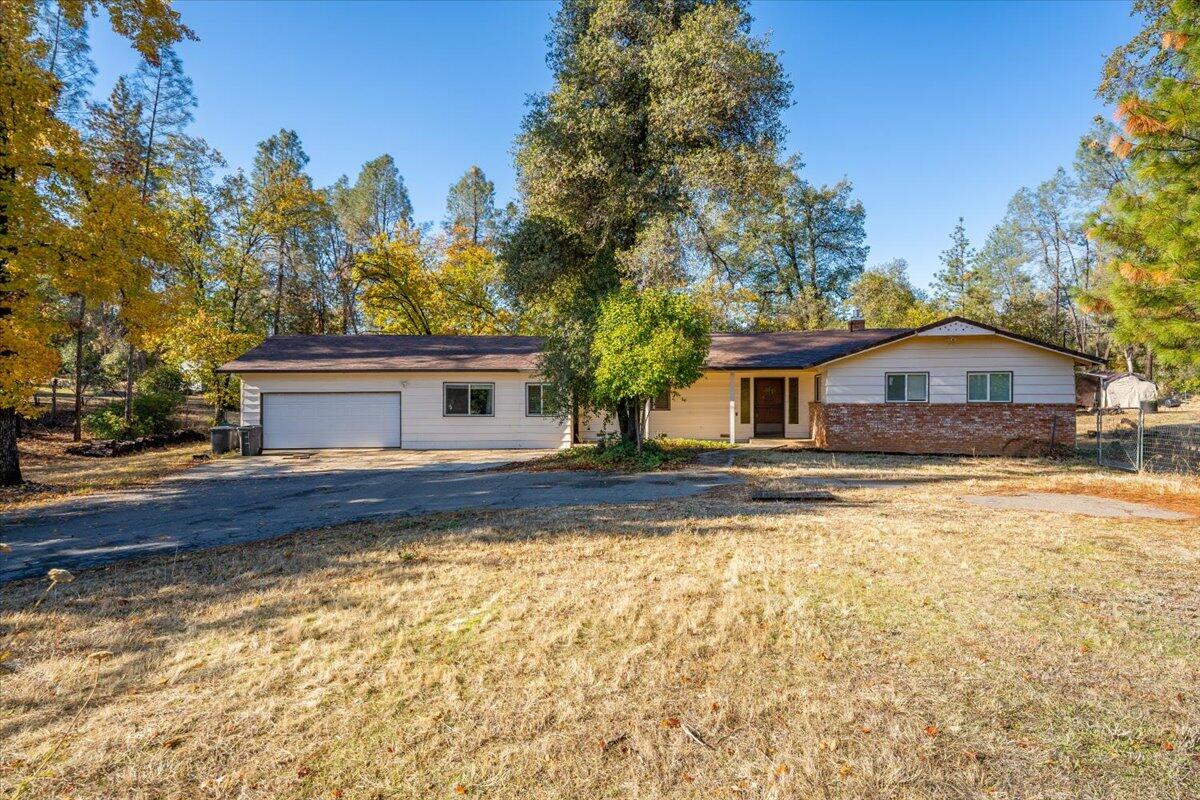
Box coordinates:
[1101,373,1158,408]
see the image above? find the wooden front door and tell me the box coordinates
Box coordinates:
[753,378,785,437]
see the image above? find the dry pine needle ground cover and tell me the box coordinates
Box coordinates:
[1,451,1198,799]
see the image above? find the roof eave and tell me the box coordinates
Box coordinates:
[216,365,537,374]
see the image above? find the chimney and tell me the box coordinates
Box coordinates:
[848,318,866,332]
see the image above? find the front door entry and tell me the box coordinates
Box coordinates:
[753,378,785,437]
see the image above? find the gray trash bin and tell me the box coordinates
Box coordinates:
[238,425,263,456]
[210,425,238,455]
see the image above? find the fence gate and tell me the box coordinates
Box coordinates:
[1096,409,1140,472]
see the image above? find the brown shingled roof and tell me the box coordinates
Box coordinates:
[217,335,543,373]
[707,328,908,369]
[217,328,911,373]
[217,317,1103,374]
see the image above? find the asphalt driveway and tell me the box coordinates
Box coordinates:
[0,450,736,583]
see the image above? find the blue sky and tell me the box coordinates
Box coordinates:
[88,1,1137,290]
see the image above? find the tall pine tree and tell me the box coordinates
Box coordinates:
[504,0,790,439]
[1091,0,1200,379]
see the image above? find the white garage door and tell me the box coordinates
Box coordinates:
[262,392,401,449]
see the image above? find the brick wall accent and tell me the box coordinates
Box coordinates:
[809,402,1076,456]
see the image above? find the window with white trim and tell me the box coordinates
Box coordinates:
[526,383,549,416]
[444,383,494,416]
[967,372,1012,403]
[885,372,928,403]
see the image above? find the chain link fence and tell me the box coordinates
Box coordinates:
[1080,400,1200,475]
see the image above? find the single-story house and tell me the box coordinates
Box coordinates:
[217,316,1103,456]
[1076,371,1158,410]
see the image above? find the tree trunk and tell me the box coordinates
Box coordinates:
[74,296,85,441]
[571,398,580,445]
[639,398,651,453]
[1124,347,1136,374]
[0,408,23,486]
[124,340,135,433]
[140,61,163,203]
[615,398,639,445]
[272,236,286,335]
[0,128,21,484]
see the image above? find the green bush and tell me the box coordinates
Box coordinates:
[84,391,182,439]
[545,437,730,472]
[135,364,188,401]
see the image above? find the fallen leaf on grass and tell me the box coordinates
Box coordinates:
[924,725,940,738]
[162,736,185,750]
[661,717,681,729]
[454,784,468,795]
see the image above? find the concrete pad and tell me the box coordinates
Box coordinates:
[961,492,1194,521]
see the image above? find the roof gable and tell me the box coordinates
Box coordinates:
[815,316,1105,367]
[914,320,992,337]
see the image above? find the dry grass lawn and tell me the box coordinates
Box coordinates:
[0,431,210,509]
[1,452,1198,799]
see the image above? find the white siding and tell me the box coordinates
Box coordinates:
[238,371,571,449]
[823,335,1076,404]
[649,372,732,440]
[581,370,816,442]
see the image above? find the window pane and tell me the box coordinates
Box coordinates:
[445,385,469,415]
[469,385,493,415]
[651,387,671,411]
[990,372,1012,402]
[739,378,751,423]
[967,373,988,402]
[526,384,543,415]
[907,373,928,402]
[886,374,907,402]
[787,377,799,424]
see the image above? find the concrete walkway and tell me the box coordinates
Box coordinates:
[0,452,736,583]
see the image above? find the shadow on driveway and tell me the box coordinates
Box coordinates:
[0,454,737,583]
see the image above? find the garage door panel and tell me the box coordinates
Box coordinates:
[263,393,401,449]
